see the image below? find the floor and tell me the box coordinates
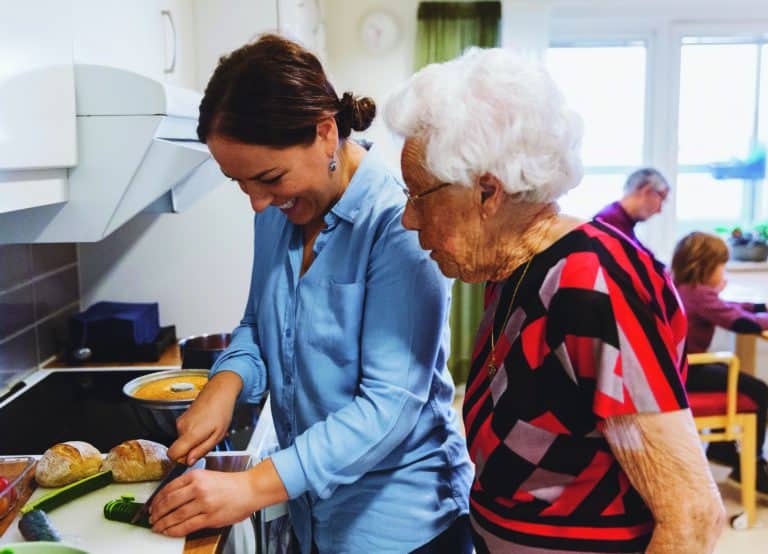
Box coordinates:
[712,463,768,553]
[451,389,768,552]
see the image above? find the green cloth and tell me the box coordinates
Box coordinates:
[414,2,500,384]
[415,2,501,70]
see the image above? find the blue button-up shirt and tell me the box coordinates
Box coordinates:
[210,146,471,553]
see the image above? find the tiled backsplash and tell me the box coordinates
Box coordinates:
[0,244,80,393]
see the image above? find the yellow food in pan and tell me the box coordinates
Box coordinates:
[132,376,208,401]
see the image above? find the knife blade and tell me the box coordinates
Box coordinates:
[130,459,188,524]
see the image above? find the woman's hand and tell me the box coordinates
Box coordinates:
[148,469,256,536]
[149,459,289,537]
[168,371,243,466]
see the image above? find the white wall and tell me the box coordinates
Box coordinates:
[78,184,254,338]
[322,0,419,171]
[78,1,279,338]
[322,0,555,172]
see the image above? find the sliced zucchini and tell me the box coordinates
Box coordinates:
[21,470,113,514]
[18,509,61,542]
[103,495,151,528]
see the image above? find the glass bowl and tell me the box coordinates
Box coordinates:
[0,456,36,520]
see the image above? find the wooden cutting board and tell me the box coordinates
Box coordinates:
[0,480,184,554]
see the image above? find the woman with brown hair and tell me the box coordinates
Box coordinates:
[148,34,473,553]
[672,231,768,495]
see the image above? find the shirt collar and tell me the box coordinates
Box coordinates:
[327,142,379,224]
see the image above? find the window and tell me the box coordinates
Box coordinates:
[676,36,768,235]
[546,42,647,219]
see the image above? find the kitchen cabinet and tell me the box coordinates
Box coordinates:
[159,0,199,89]
[0,2,76,213]
[193,0,279,88]
[72,0,198,89]
[72,0,165,80]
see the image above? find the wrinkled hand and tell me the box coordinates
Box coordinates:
[149,469,256,536]
[168,372,241,465]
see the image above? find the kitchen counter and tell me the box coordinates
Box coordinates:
[0,452,252,554]
[44,341,182,370]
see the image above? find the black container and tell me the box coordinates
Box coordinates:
[179,333,231,369]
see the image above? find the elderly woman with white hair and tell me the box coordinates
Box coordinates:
[385,48,724,553]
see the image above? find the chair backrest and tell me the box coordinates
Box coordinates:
[687,351,739,429]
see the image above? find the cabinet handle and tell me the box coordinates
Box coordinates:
[161,9,177,74]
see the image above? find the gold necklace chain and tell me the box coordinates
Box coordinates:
[488,256,534,378]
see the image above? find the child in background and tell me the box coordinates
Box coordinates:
[672,231,768,494]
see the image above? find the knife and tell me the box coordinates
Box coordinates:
[130,459,188,524]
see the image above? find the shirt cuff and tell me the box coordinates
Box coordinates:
[270,445,309,499]
[209,355,262,404]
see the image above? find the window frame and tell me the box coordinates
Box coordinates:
[547,36,653,219]
[670,23,768,239]
[549,17,768,261]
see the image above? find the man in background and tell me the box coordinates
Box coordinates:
[594,167,670,245]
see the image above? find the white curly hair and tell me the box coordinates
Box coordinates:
[385,47,584,202]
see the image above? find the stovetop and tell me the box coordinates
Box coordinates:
[0,370,257,455]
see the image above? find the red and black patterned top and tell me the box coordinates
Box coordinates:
[464,220,689,553]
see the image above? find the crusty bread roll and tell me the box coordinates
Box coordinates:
[36,441,102,487]
[101,439,172,482]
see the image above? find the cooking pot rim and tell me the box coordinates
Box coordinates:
[123,369,209,407]
[179,333,232,350]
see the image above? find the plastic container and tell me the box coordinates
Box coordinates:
[0,456,35,519]
[730,241,768,262]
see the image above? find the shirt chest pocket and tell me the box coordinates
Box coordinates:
[298,279,366,366]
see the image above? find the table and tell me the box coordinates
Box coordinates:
[722,282,768,376]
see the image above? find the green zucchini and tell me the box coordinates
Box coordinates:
[18,509,61,542]
[21,470,113,514]
[103,495,151,528]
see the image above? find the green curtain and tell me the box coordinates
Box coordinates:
[415,2,501,70]
[414,2,500,384]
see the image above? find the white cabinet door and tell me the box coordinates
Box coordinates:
[159,0,199,90]
[72,0,165,80]
[193,0,278,90]
[0,1,76,171]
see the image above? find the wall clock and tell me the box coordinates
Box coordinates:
[359,10,400,54]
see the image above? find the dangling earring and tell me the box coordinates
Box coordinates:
[329,158,337,173]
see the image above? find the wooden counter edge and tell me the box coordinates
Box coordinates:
[0,453,252,554]
[44,342,182,369]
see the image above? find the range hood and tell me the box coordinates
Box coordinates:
[0,64,225,243]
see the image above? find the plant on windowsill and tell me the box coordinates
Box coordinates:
[718,224,768,262]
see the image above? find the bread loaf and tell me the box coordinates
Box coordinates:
[101,439,172,482]
[36,441,102,487]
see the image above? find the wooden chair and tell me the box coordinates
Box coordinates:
[687,351,757,529]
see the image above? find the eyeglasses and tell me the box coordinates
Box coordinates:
[401,182,452,204]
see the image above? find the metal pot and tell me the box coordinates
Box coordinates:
[179,333,231,369]
[122,369,208,443]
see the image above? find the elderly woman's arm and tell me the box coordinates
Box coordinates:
[603,409,725,553]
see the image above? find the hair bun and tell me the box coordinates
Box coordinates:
[336,92,376,137]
